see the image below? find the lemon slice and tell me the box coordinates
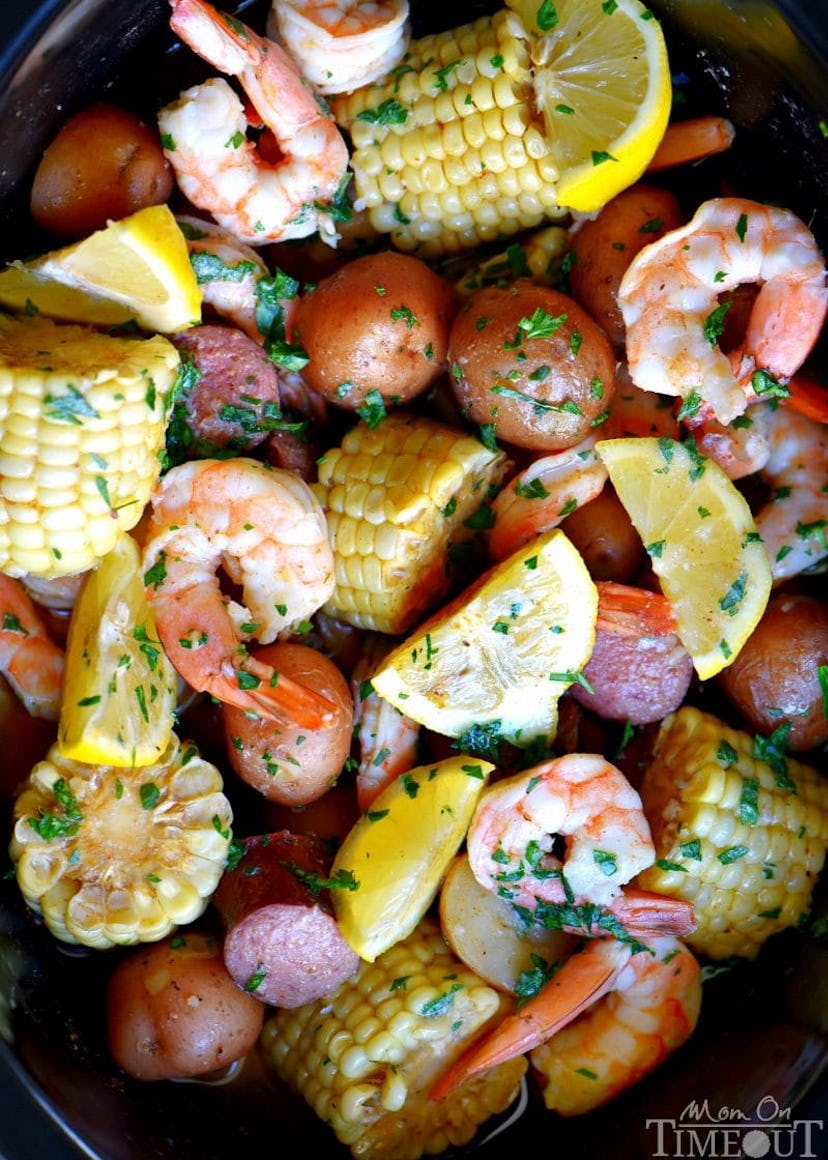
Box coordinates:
[331,756,493,961]
[0,206,201,333]
[508,0,672,212]
[370,528,597,746]
[58,532,179,766]
[596,436,772,680]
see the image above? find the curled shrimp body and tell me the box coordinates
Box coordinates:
[487,436,608,562]
[0,574,64,720]
[177,215,271,341]
[270,0,411,95]
[142,457,337,728]
[159,0,349,246]
[754,405,828,581]
[431,935,701,1108]
[619,198,828,425]
[466,754,655,913]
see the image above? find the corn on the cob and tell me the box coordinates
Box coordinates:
[332,8,566,257]
[635,706,828,960]
[261,916,527,1160]
[9,734,232,949]
[0,313,179,578]
[453,224,569,296]
[313,411,509,635]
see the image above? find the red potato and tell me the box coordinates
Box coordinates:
[291,250,458,408]
[716,592,828,752]
[30,102,174,238]
[560,485,645,583]
[448,281,616,452]
[214,831,360,1007]
[222,641,354,806]
[106,931,264,1081]
[568,184,683,351]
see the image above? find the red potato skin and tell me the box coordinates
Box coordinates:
[560,486,645,583]
[568,184,684,351]
[222,642,354,806]
[30,102,174,238]
[106,932,264,1081]
[214,831,360,1007]
[716,592,828,752]
[292,250,459,407]
[448,281,616,451]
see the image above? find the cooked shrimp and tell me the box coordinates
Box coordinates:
[487,436,608,562]
[0,574,64,720]
[619,197,828,425]
[466,754,656,912]
[142,457,337,728]
[351,633,420,810]
[600,368,679,441]
[159,0,350,246]
[681,400,772,481]
[177,215,271,341]
[754,406,828,581]
[269,0,410,94]
[430,935,701,1111]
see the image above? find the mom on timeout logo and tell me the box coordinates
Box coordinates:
[646,1095,824,1158]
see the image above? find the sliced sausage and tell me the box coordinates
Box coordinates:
[170,324,282,453]
[214,831,359,1008]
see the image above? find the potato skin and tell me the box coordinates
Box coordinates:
[716,592,828,752]
[568,184,683,351]
[222,642,354,806]
[106,932,265,1081]
[560,486,644,583]
[292,250,458,408]
[448,282,616,451]
[30,102,174,238]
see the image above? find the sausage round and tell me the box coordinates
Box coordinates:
[170,324,282,454]
[213,831,360,1007]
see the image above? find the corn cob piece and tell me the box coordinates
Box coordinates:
[261,916,527,1160]
[332,8,566,257]
[313,411,509,635]
[454,224,569,296]
[0,313,179,578]
[635,706,828,960]
[9,734,232,949]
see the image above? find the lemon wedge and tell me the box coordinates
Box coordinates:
[0,206,201,333]
[596,436,772,680]
[370,528,597,747]
[331,756,492,961]
[58,532,179,766]
[508,0,672,212]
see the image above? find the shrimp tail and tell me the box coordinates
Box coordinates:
[429,940,629,1102]
[212,655,339,730]
[609,888,697,938]
[594,580,678,637]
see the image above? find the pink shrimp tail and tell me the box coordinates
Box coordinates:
[594,580,678,638]
[609,888,696,938]
[209,653,339,730]
[429,939,629,1102]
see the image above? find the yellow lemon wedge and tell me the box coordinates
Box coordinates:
[596,436,772,680]
[58,532,179,767]
[370,528,597,748]
[508,0,672,212]
[331,756,493,961]
[0,205,201,333]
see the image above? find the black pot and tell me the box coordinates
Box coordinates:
[1,3,827,1158]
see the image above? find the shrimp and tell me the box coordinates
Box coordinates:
[0,573,64,720]
[487,436,608,562]
[430,935,701,1111]
[142,457,338,729]
[753,405,828,581]
[467,754,657,913]
[681,400,772,481]
[177,215,271,341]
[269,0,410,95]
[158,0,350,246]
[619,197,828,425]
[351,633,421,810]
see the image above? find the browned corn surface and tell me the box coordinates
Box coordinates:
[9,735,231,948]
[636,706,828,959]
[261,917,526,1159]
[332,9,565,257]
[313,412,509,635]
[0,313,178,578]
